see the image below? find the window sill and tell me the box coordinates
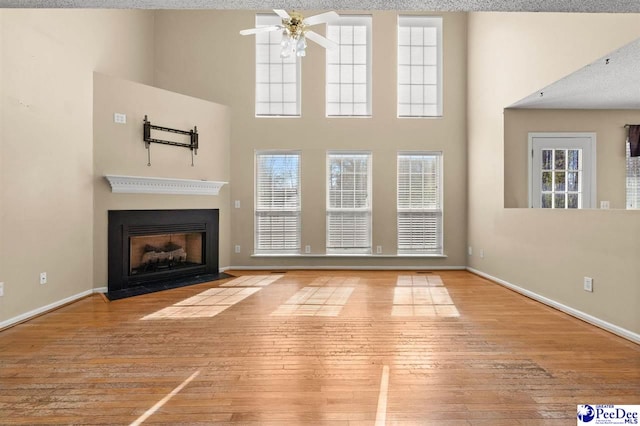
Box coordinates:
[251,253,447,259]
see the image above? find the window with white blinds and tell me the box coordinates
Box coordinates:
[255,152,301,253]
[326,15,372,117]
[626,140,640,209]
[327,152,372,253]
[397,153,443,254]
[397,16,443,118]
[255,14,301,117]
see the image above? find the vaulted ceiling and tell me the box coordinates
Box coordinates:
[4,0,640,110]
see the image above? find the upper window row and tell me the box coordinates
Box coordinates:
[254,14,443,118]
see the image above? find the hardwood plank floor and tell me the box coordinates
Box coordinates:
[0,270,638,425]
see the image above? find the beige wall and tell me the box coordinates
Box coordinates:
[93,72,231,288]
[504,108,639,209]
[468,12,640,335]
[0,10,155,324]
[153,10,468,268]
[3,8,638,338]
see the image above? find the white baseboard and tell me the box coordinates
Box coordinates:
[93,286,107,294]
[467,267,640,345]
[228,265,466,271]
[0,289,95,330]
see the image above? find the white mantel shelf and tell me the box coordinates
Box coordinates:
[105,175,227,196]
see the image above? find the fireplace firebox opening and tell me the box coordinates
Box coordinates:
[107,209,230,300]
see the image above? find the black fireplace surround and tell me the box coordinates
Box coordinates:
[107,209,229,300]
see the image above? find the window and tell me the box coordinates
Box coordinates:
[627,139,640,209]
[326,15,372,117]
[529,133,596,209]
[397,153,443,254]
[255,152,301,253]
[397,16,443,118]
[327,152,372,253]
[255,14,301,117]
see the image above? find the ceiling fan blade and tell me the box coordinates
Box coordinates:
[305,30,339,50]
[240,25,281,35]
[303,11,339,26]
[273,9,291,20]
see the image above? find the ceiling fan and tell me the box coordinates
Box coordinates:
[240,9,339,58]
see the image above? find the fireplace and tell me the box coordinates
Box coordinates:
[107,209,228,300]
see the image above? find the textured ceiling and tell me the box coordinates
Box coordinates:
[2,0,639,109]
[2,0,640,12]
[509,37,640,109]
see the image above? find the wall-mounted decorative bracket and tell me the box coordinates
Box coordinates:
[143,115,199,166]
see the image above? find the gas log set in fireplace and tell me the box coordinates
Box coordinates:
[130,234,197,275]
[107,209,228,300]
[137,242,187,272]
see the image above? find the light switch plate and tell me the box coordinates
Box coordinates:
[114,113,127,124]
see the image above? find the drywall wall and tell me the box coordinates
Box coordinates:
[468,12,640,335]
[93,72,231,287]
[504,108,640,209]
[153,10,468,268]
[0,10,155,325]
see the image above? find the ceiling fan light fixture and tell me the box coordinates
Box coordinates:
[296,34,307,57]
[240,9,339,58]
[280,29,290,47]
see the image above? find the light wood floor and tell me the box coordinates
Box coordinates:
[1,270,638,425]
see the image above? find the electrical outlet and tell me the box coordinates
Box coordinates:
[376,245,382,254]
[40,272,47,285]
[234,200,241,209]
[0,282,4,297]
[305,245,311,254]
[234,245,241,254]
[600,201,610,209]
[480,249,484,259]
[584,277,593,292]
[468,246,473,256]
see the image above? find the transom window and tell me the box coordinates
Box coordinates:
[255,152,301,253]
[255,14,301,117]
[326,152,372,253]
[326,15,372,117]
[397,153,443,254]
[397,16,443,118]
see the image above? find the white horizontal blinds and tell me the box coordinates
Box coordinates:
[397,153,443,254]
[626,140,640,209]
[397,16,442,118]
[326,15,372,117]
[255,152,301,253]
[327,152,372,253]
[255,14,300,117]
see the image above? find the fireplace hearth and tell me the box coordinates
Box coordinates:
[107,209,230,300]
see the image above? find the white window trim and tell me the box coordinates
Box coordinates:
[326,151,373,254]
[397,15,443,118]
[325,14,373,118]
[255,13,302,118]
[254,150,302,254]
[528,132,597,209]
[397,151,444,255]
